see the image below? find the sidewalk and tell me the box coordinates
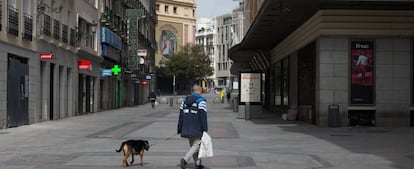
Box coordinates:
[0,98,413,169]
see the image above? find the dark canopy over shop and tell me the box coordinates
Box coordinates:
[229,0,414,75]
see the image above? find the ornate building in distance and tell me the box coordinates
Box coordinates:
[155,0,197,94]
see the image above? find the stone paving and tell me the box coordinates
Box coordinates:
[0,94,413,169]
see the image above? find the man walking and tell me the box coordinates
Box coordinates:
[177,84,208,169]
[148,90,157,108]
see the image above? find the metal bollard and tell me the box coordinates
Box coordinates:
[169,97,174,107]
[233,97,239,112]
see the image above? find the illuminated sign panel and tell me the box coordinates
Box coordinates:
[78,60,91,71]
[40,53,54,60]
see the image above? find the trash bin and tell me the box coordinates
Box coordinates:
[169,97,174,107]
[328,104,340,127]
[233,97,239,112]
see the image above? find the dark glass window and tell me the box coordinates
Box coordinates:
[274,58,289,106]
[43,14,51,36]
[53,19,60,40]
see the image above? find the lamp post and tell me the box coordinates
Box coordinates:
[173,75,176,95]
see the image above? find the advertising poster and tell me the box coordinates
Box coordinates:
[240,73,261,103]
[350,41,374,104]
[155,21,183,67]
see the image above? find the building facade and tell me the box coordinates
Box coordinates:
[0,0,158,129]
[230,0,414,127]
[0,0,101,129]
[99,0,157,109]
[215,8,246,89]
[155,0,196,94]
[196,17,215,89]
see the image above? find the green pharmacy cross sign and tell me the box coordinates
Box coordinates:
[112,65,121,75]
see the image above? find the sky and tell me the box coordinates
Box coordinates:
[196,0,240,18]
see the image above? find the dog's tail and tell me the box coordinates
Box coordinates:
[115,142,125,152]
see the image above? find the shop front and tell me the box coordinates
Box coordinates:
[77,51,101,115]
[230,0,414,127]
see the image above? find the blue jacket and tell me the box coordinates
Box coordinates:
[177,93,208,138]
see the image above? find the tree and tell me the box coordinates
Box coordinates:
[165,44,214,83]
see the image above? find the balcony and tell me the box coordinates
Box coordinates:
[112,15,120,31]
[7,5,18,36]
[101,6,124,34]
[77,31,95,49]
[101,6,112,25]
[22,13,33,41]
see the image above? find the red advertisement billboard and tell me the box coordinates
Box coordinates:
[350,41,374,104]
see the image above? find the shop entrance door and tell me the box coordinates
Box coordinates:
[7,56,29,127]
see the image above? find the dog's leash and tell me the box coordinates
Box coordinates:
[150,133,179,147]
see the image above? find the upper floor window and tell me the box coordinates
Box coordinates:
[53,19,61,40]
[164,5,169,13]
[156,4,159,11]
[173,7,177,14]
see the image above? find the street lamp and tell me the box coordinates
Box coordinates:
[173,74,176,95]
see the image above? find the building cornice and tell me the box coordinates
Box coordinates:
[158,15,196,24]
[157,0,196,8]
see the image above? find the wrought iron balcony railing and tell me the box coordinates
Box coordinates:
[7,5,18,36]
[22,13,32,41]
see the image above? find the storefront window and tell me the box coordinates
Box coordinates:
[275,62,282,105]
[274,58,289,106]
[282,58,289,105]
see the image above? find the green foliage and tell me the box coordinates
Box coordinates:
[165,44,214,81]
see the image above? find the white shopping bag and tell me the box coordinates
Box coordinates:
[198,132,213,158]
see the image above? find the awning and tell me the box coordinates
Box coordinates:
[229,0,414,75]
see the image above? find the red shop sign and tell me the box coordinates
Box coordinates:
[141,80,148,85]
[78,60,91,71]
[40,53,54,60]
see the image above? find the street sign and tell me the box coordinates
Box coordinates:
[101,69,112,76]
[137,49,147,57]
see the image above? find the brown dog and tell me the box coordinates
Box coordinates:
[115,140,150,167]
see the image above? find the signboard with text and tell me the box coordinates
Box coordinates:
[240,71,262,103]
[40,53,54,60]
[78,60,91,71]
[350,41,374,105]
[126,9,143,69]
[137,49,147,57]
